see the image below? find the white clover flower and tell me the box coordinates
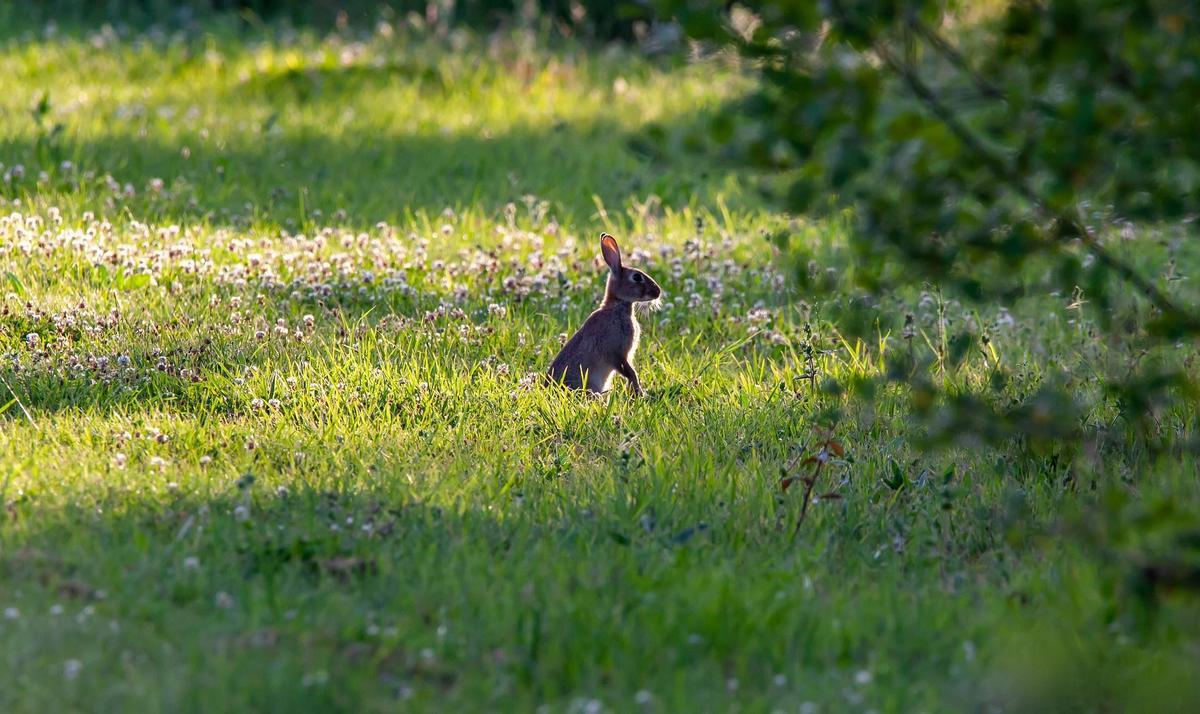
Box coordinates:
[746,306,773,324]
[63,660,82,680]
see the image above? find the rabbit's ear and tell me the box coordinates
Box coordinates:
[600,233,622,273]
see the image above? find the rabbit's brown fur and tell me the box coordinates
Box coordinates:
[548,234,662,394]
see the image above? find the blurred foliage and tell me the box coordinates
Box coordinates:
[659,0,1200,688]
[657,0,1199,439]
[18,0,655,38]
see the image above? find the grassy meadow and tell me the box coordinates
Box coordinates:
[2,12,1199,714]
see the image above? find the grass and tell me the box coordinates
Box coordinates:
[2,15,1199,714]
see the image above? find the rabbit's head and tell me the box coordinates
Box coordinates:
[601,233,662,304]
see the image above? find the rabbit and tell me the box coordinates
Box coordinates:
[548,233,663,395]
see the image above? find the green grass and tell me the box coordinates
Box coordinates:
[2,17,1199,714]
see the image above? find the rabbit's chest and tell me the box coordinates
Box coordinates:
[625,317,641,359]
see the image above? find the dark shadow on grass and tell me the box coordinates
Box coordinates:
[1,1,651,39]
[1,106,750,230]
[0,479,745,709]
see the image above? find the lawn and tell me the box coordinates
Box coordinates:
[1,12,1199,714]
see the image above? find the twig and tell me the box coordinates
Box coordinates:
[786,434,844,540]
[791,454,826,540]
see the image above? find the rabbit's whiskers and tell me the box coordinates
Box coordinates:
[638,297,664,313]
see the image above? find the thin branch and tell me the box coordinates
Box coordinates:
[791,456,825,540]
[868,38,1199,333]
[908,17,1057,116]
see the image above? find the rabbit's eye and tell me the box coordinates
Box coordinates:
[631,273,643,283]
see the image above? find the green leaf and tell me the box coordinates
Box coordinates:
[882,460,906,491]
[4,271,24,296]
[119,273,152,291]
